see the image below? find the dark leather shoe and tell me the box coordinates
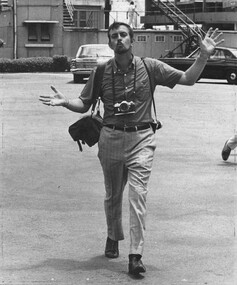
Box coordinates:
[222,140,231,161]
[128,254,146,275]
[105,237,119,258]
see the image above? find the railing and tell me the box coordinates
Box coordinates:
[152,0,206,38]
[148,2,225,15]
[64,0,74,22]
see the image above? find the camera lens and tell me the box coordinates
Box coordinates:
[119,102,129,112]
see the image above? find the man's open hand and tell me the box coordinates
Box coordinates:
[198,28,224,57]
[39,86,67,107]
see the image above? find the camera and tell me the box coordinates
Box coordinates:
[114,101,135,116]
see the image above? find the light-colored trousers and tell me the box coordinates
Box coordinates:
[128,14,135,28]
[227,134,237,150]
[98,126,156,255]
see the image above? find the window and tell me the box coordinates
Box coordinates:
[28,23,50,42]
[79,11,87,27]
[225,50,235,59]
[155,35,165,42]
[74,10,87,27]
[28,24,38,41]
[137,35,147,42]
[41,24,50,41]
[173,35,183,42]
[210,49,225,59]
[73,8,102,28]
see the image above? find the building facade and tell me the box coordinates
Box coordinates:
[0,0,108,59]
[0,0,64,59]
[0,0,237,60]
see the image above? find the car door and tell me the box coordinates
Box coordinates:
[202,49,226,79]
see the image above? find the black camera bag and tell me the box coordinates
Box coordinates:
[68,63,106,151]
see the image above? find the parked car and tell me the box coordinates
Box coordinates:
[70,44,114,83]
[159,47,237,84]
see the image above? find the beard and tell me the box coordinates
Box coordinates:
[115,43,130,54]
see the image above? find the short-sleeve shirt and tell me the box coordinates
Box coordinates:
[80,56,183,126]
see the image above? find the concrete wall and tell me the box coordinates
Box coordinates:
[0,5,13,58]
[62,28,195,59]
[63,28,102,59]
[221,31,237,48]
[62,29,237,59]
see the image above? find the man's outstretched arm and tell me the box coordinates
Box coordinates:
[178,28,224,86]
[39,85,90,113]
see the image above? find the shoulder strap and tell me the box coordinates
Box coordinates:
[142,58,158,123]
[91,62,106,112]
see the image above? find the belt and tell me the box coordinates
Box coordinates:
[105,123,151,132]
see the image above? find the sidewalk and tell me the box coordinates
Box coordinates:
[0,73,236,284]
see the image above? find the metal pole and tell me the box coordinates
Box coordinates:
[104,0,111,29]
[203,0,206,12]
[13,0,17,59]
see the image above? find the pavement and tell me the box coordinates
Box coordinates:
[0,73,237,285]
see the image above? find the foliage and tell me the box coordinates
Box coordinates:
[0,55,70,73]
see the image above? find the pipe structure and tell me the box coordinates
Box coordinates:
[13,0,17,59]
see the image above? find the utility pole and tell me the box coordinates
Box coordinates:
[202,0,207,30]
[203,0,206,12]
[13,0,17,59]
[173,0,178,30]
[104,0,111,29]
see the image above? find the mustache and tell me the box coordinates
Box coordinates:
[116,41,123,46]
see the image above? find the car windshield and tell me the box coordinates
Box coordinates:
[77,46,114,58]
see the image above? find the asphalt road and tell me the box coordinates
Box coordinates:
[0,73,237,285]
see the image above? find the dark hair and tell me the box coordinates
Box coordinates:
[130,1,134,4]
[107,22,134,42]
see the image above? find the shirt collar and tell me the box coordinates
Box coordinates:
[112,55,135,73]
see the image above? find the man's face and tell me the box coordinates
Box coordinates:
[108,25,133,55]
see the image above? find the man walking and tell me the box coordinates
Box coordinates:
[39,22,223,276]
[127,1,138,28]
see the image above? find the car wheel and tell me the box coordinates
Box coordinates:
[73,74,84,83]
[226,70,237,84]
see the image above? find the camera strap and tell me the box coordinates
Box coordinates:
[142,58,162,130]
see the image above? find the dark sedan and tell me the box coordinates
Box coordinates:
[159,47,237,84]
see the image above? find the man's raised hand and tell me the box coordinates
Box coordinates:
[39,85,67,107]
[198,28,224,57]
